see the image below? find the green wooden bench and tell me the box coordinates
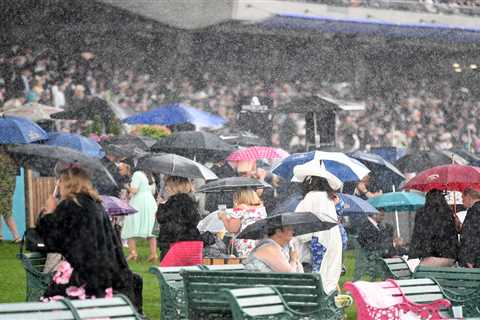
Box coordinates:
[379,257,412,280]
[222,286,328,320]
[0,294,141,319]
[16,252,53,302]
[149,265,203,320]
[181,270,343,320]
[201,264,245,271]
[413,265,480,317]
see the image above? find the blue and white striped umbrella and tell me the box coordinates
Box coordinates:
[272,151,370,182]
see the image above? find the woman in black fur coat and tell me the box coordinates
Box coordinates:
[156,176,203,260]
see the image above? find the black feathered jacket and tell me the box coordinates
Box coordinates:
[37,193,134,299]
[156,193,203,258]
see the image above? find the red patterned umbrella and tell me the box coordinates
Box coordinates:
[402,164,480,192]
[226,146,286,161]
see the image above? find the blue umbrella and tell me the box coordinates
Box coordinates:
[122,103,226,127]
[272,193,377,216]
[0,115,48,144]
[349,150,405,192]
[271,151,370,182]
[368,192,425,212]
[45,132,105,158]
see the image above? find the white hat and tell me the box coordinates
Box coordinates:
[292,158,343,191]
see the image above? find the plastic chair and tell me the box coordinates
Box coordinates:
[160,241,204,267]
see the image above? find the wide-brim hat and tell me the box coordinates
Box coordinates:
[292,158,343,191]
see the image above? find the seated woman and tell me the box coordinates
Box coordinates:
[244,223,302,273]
[36,167,137,303]
[217,188,267,257]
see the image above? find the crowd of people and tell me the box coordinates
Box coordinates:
[1,45,479,156]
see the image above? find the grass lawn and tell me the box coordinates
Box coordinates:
[0,240,358,319]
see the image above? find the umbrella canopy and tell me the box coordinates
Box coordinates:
[0,115,48,144]
[45,132,105,159]
[136,153,218,180]
[50,97,117,124]
[100,195,137,216]
[123,103,226,127]
[368,192,425,212]
[237,212,338,239]
[272,150,370,183]
[226,146,287,161]
[197,177,272,193]
[218,131,266,147]
[7,144,117,188]
[1,103,63,121]
[395,150,468,174]
[349,150,405,192]
[151,131,235,160]
[197,210,226,233]
[271,193,377,216]
[101,143,149,160]
[402,164,480,193]
[104,134,156,150]
[449,148,480,167]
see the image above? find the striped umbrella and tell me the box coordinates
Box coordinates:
[226,146,286,161]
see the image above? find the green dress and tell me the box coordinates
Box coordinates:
[121,171,158,239]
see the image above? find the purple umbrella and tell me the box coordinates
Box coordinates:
[100,195,137,216]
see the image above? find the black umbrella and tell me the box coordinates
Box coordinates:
[136,153,218,180]
[197,177,272,193]
[101,143,150,160]
[105,134,156,150]
[450,148,480,167]
[151,131,235,161]
[349,150,405,192]
[51,97,118,125]
[395,150,468,173]
[237,212,338,240]
[214,128,266,147]
[7,144,117,188]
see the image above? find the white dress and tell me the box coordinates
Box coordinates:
[295,191,342,294]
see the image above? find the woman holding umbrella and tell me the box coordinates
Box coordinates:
[409,189,458,267]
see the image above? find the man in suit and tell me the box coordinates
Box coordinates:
[459,188,480,268]
[354,209,402,280]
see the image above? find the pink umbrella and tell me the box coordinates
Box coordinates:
[226,146,287,161]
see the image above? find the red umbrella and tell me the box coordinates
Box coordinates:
[402,164,480,192]
[226,146,287,161]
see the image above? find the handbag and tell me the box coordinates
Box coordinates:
[23,228,49,253]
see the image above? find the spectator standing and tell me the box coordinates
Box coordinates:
[409,189,458,267]
[459,188,480,268]
[121,167,158,262]
[0,147,20,242]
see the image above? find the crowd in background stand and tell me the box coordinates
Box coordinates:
[1,45,479,154]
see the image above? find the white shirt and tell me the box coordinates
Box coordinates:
[51,85,65,108]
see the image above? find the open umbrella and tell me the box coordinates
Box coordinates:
[45,132,105,159]
[197,177,272,193]
[402,164,480,193]
[123,103,226,128]
[237,212,338,239]
[101,143,149,160]
[395,150,468,174]
[218,130,266,147]
[100,195,137,216]
[136,153,217,180]
[51,97,118,124]
[226,146,287,161]
[7,144,117,188]
[1,103,63,121]
[349,150,405,192]
[368,192,425,212]
[104,134,156,150]
[0,115,48,144]
[272,150,370,183]
[151,131,235,160]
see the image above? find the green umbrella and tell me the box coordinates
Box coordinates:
[368,192,425,212]
[368,191,425,237]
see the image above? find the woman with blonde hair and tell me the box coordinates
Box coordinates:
[36,167,136,303]
[218,188,267,257]
[156,176,203,263]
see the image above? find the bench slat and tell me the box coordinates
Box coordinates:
[77,306,135,318]
[0,310,75,320]
[237,296,283,307]
[244,305,286,317]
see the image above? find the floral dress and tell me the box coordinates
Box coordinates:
[231,206,267,257]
